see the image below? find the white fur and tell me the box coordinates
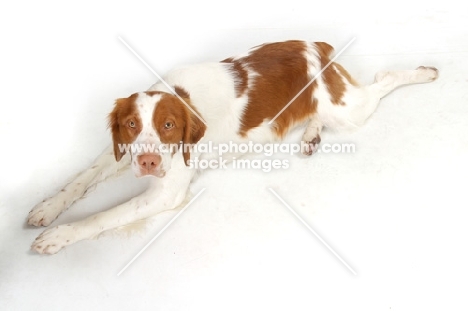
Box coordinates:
[28,42,438,254]
[131,92,166,177]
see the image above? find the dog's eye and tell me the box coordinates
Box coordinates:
[164,122,174,129]
[128,120,136,128]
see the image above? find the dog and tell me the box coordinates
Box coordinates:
[28,40,438,254]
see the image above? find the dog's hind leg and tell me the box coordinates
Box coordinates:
[345,66,439,127]
[301,116,323,156]
[316,65,439,130]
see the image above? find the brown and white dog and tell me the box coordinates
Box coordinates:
[28,40,438,254]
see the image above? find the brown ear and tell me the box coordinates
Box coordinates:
[182,102,206,166]
[108,103,125,162]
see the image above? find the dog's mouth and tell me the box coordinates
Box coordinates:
[136,167,166,178]
[154,169,166,178]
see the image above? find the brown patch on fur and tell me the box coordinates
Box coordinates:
[174,85,190,98]
[315,42,359,105]
[221,57,249,97]
[314,42,335,58]
[235,41,316,138]
[314,42,347,105]
[152,93,206,165]
[108,93,142,161]
[334,63,359,86]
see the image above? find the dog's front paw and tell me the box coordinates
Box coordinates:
[31,224,78,254]
[301,135,321,156]
[28,195,70,227]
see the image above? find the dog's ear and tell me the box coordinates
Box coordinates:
[181,100,206,166]
[108,99,125,162]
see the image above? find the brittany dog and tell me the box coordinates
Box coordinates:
[28,40,438,254]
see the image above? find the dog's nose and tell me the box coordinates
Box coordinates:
[137,154,162,174]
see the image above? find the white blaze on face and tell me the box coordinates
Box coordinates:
[130,92,167,178]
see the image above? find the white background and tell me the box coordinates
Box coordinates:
[1,1,467,310]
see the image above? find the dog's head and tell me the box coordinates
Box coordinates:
[108,91,206,177]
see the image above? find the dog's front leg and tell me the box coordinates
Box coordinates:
[31,165,195,255]
[28,145,130,227]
